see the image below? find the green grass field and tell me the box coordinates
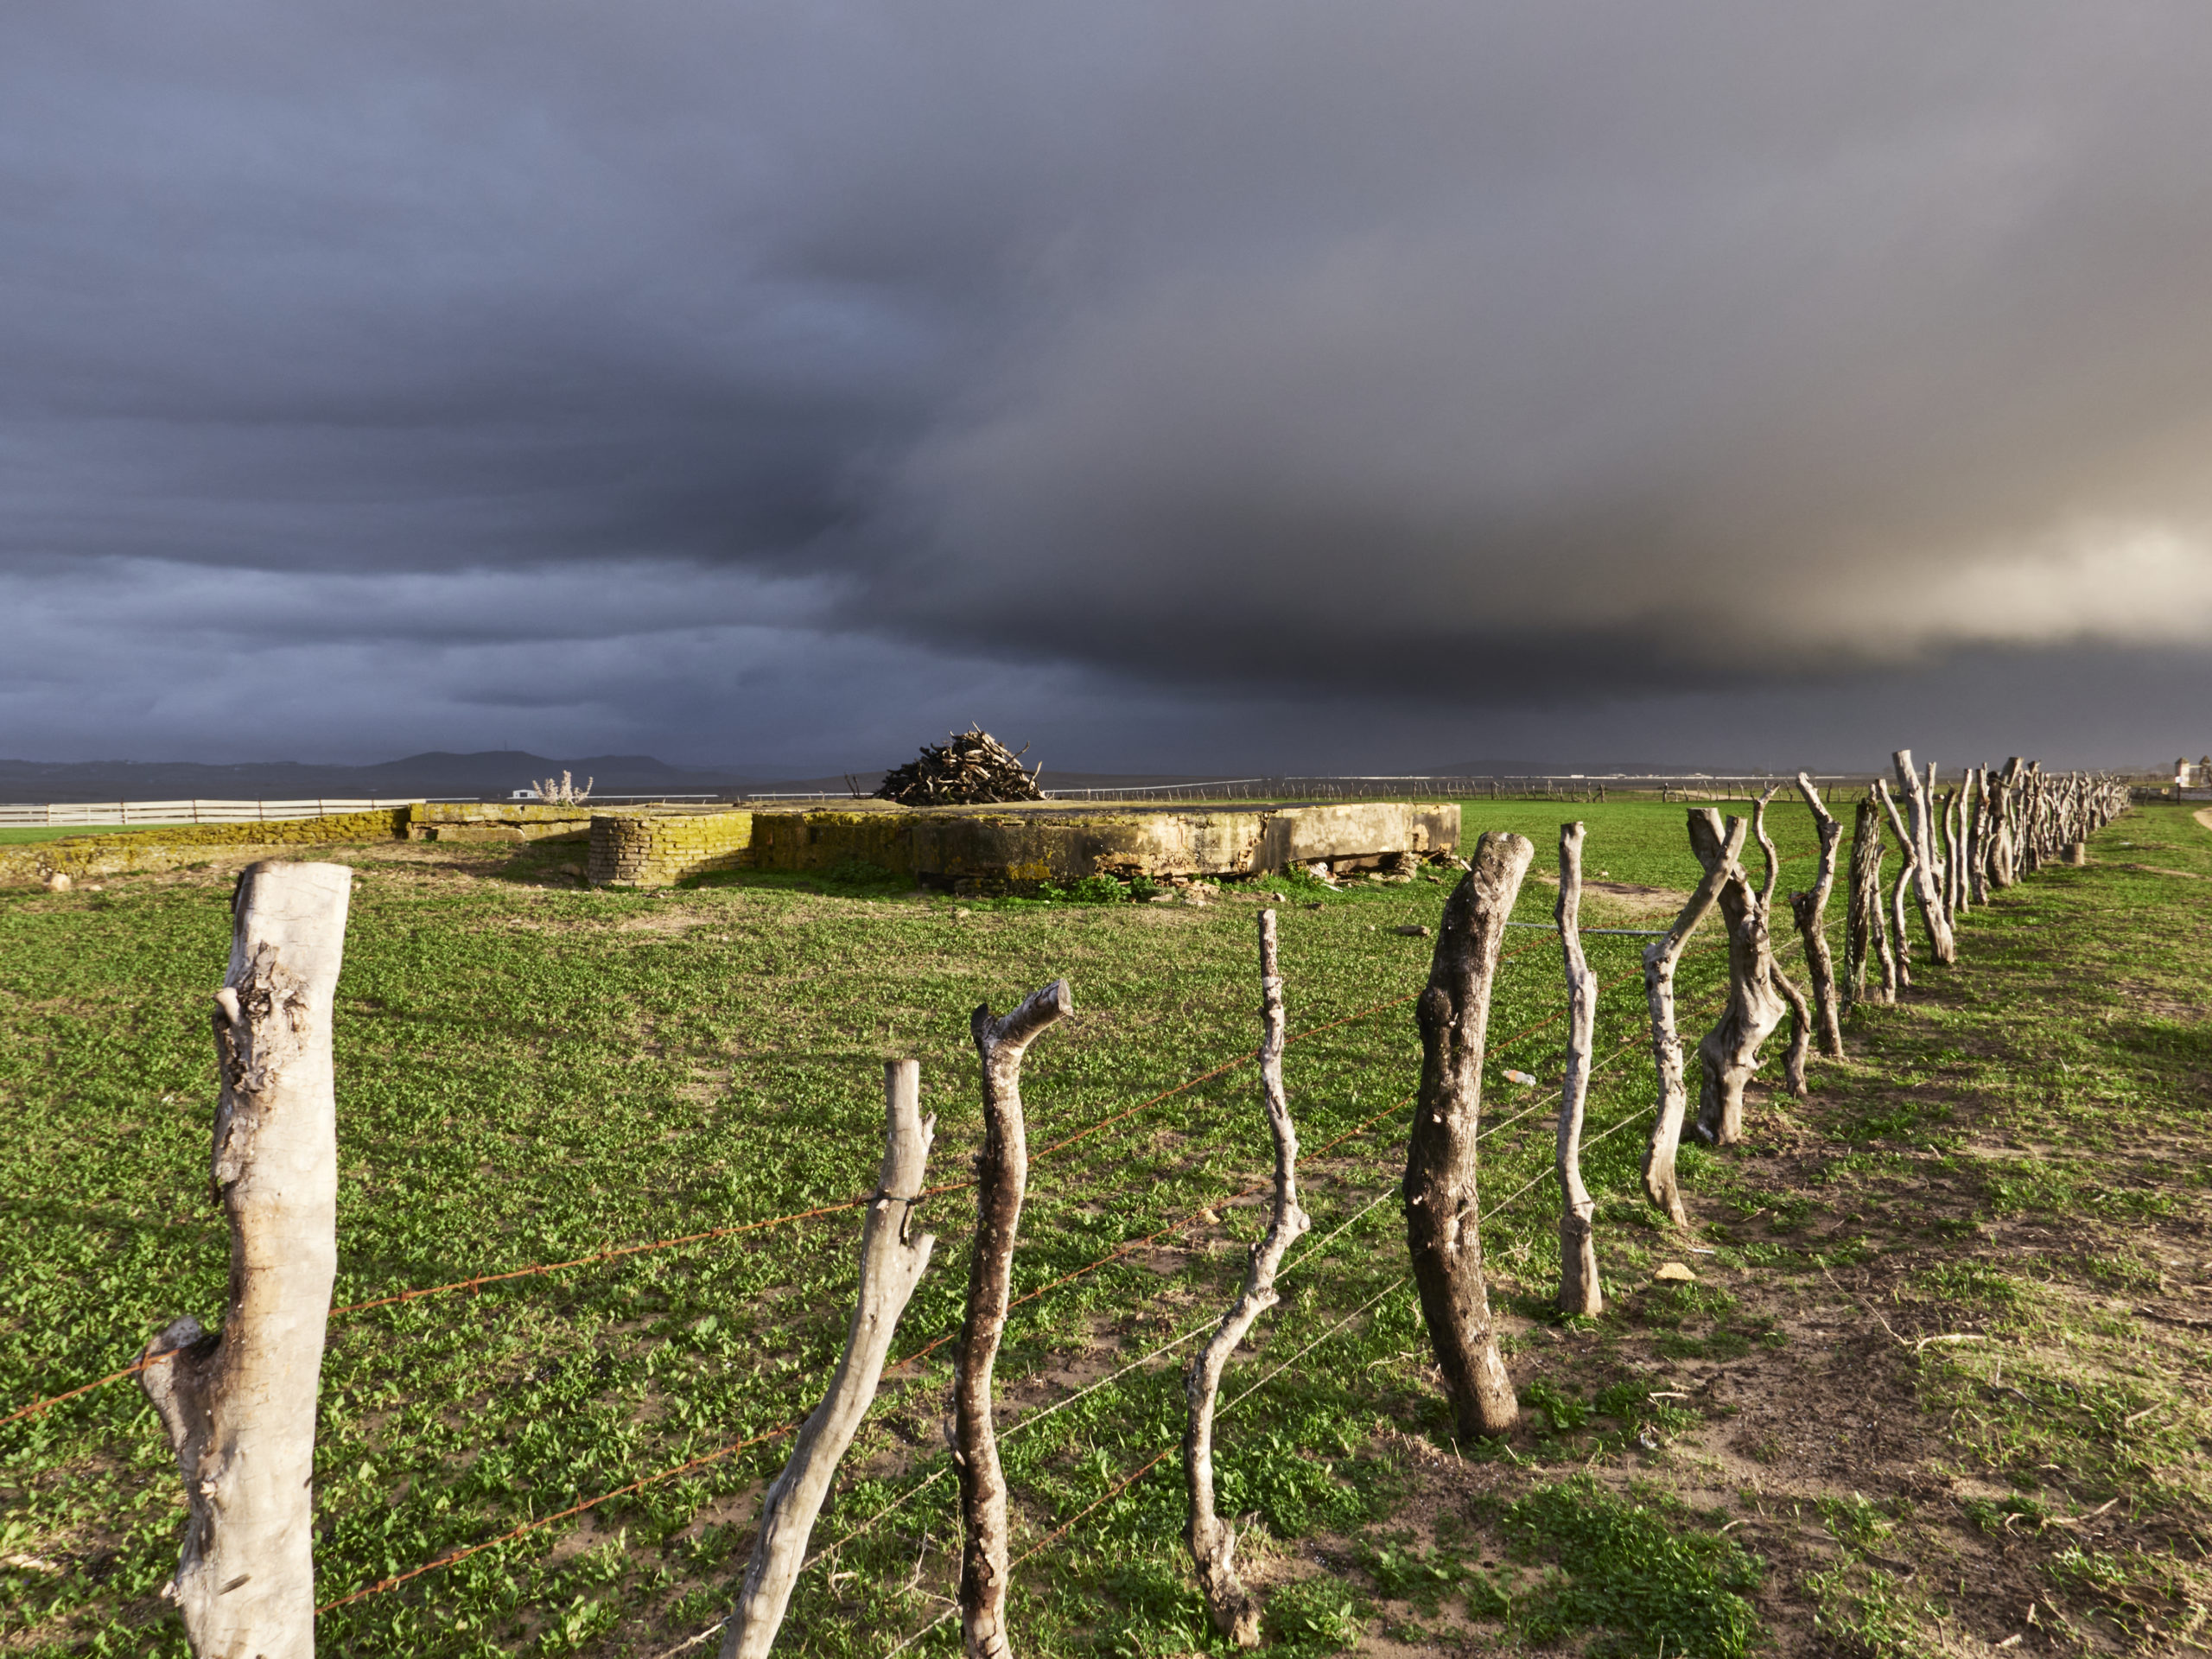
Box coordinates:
[3,798,2204,1656]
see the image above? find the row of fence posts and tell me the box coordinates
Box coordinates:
[121,748,2127,1655]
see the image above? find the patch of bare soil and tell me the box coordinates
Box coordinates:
[1307,1051,2212,1657]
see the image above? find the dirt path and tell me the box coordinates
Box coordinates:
[1287,832,2212,1657]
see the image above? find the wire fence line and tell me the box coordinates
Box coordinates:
[2,910,1724,1446]
[5,857,1775,1650]
[304,934,1756,1628]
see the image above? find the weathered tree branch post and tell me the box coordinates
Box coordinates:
[139,861,353,1659]
[2021,763,2047,874]
[1874,780,1916,993]
[957,979,1072,1659]
[1841,796,1889,1010]
[1405,831,1533,1439]
[1990,757,2025,888]
[1966,766,1990,907]
[1554,824,1602,1316]
[1937,786,1960,922]
[1641,812,1744,1226]
[1751,790,1815,1099]
[1692,810,1789,1146]
[1789,773,1845,1058]
[1183,912,1310,1647]
[1892,750,1958,963]
[723,1062,938,1659]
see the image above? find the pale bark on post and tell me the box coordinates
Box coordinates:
[1789,773,1845,1057]
[1183,912,1309,1647]
[1965,768,1989,908]
[1874,781,1916,993]
[1940,786,1964,919]
[1691,812,1789,1147]
[1892,750,1958,963]
[957,979,1072,1659]
[1641,812,1745,1226]
[1554,824,1602,1316]
[140,861,352,1659]
[1404,831,1532,1439]
[723,1062,937,1659]
[1990,758,2025,889]
[1841,797,1887,1010]
[1749,790,1813,1099]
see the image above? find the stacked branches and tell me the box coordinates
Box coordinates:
[876,728,1046,806]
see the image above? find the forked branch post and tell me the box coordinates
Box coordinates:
[722,1061,937,1659]
[1640,811,1745,1226]
[957,978,1072,1659]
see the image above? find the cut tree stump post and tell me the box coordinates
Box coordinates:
[1404,831,1533,1439]
[1183,912,1310,1647]
[1789,773,1845,1058]
[1554,823,1602,1316]
[139,861,353,1659]
[1641,812,1745,1225]
[956,978,1071,1659]
[1690,810,1789,1146]
[722,1061,937,1659]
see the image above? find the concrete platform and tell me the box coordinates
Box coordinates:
[588,798,1458,890]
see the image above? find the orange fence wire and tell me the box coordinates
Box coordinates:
[315,1420,800,1615]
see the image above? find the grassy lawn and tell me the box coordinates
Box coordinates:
[2,798,2203,1656]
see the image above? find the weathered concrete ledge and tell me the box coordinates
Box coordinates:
[406,803,601,842]
[587,799,1459,892]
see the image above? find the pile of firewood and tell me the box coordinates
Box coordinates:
[875,728,1045,805]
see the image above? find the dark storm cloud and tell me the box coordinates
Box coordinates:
[5,2,2212,765]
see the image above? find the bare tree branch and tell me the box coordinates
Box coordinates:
[1183,912,1310,1646]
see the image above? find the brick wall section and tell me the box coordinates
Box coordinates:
[0,808,411,887]
[588,810,755,887]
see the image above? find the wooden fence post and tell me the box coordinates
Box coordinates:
[1873,781,1916,993]
[1640,812,1743,1226]
[1554,824,1602,1316]
[957,979,1071,1659]
[139,861,353,1659]
[1183,912,1309,1646]
[1750,789,1815,1098]
[722,1061,937,1659]
[1690,810,1788,1146]
[1891,751,1957,964]
[1404,831,1532,1439]
[1789,774,1845,1058]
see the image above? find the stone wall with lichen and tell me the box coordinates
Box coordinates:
[0,808,412,888]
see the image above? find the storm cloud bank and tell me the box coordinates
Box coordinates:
[6,3,2212,766]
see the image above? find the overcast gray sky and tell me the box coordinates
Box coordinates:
[6,2,2212,773]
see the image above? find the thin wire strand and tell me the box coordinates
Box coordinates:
[315,1421,799,1614]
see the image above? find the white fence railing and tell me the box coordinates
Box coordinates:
[0,798,423,828]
